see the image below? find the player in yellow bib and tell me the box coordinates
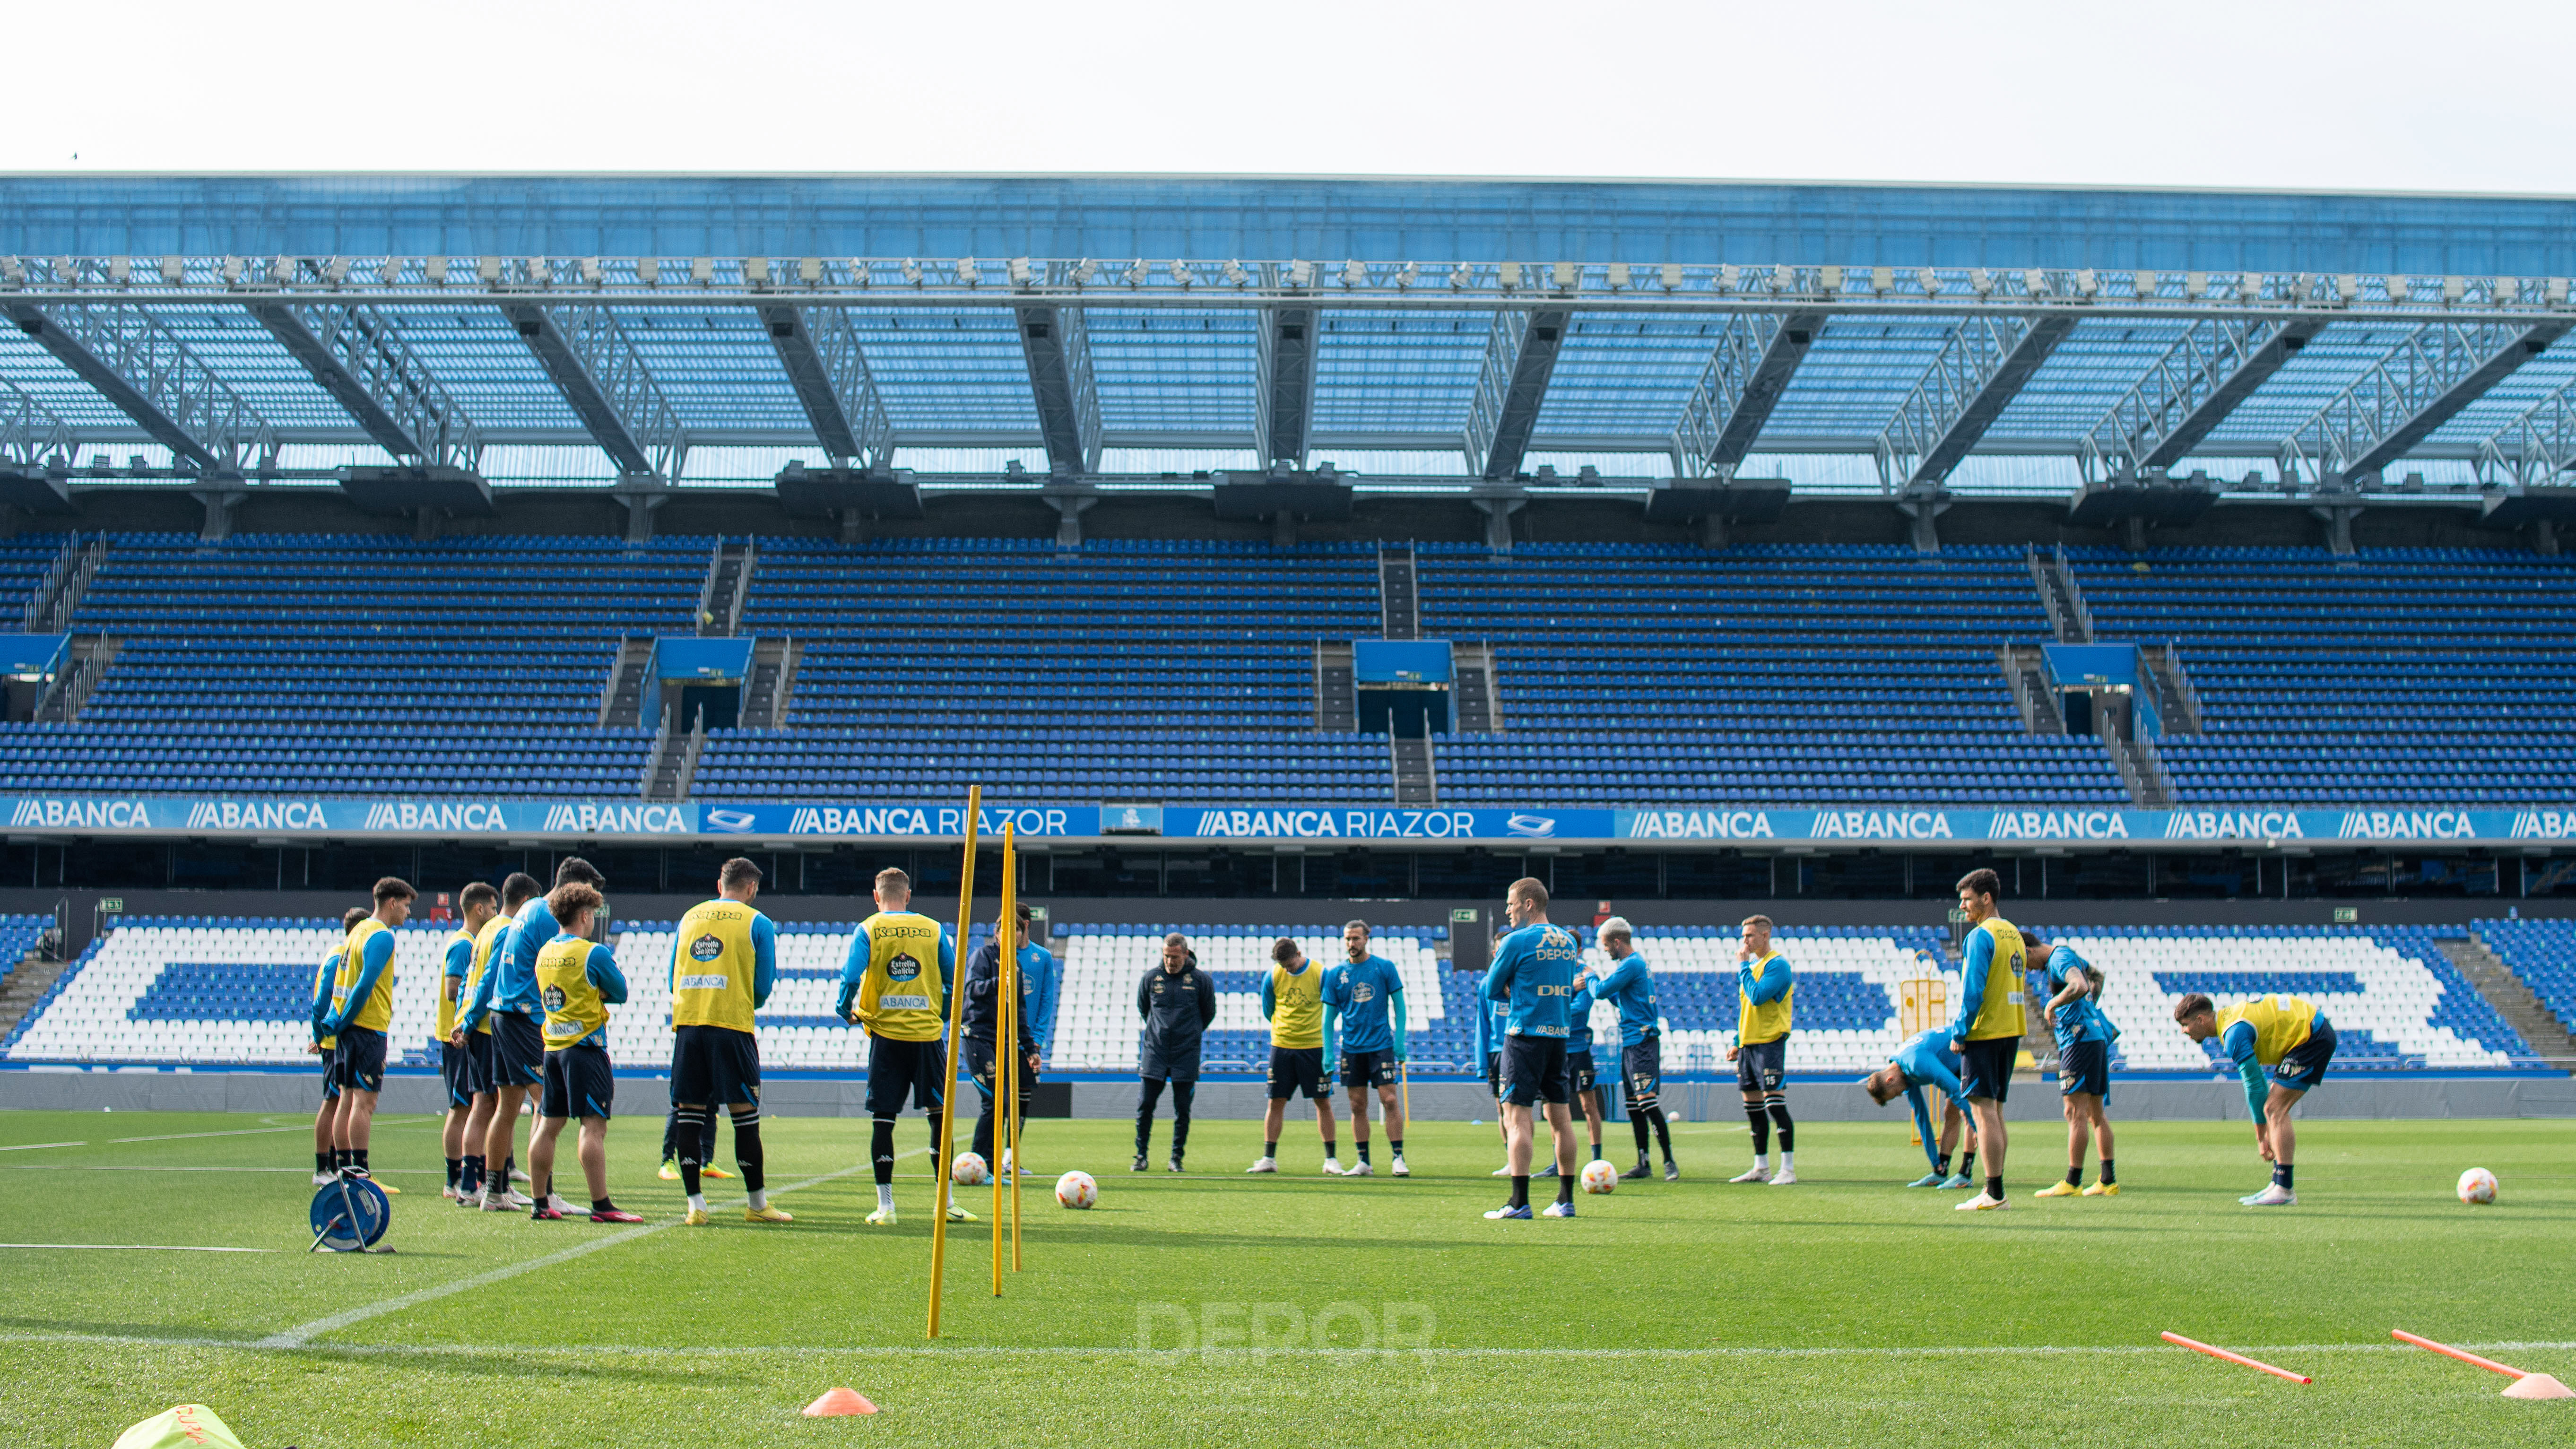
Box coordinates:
[447,873,538,1208]
[835,867,967,1227]
[1249,937,1343,1175]
[319,876,416,1187]
[1725,913,1797,1185]
[2175,990,2338,1207]
[667,857,789,1227]
[437,882,501,1201]
[306,906,369,1187]
[524,881,642,1223]
[1945,868,2027,1213]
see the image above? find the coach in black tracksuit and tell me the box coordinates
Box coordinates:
[1134,932,1218,1172]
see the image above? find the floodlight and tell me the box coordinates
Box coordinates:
[1125,258,1151,287]
[1772,264,1795,292]
[1551,261,1579,290]
[1660,262,1683,290]
[640,257,662,286]
[106,257,130,284]
[1449,261,1474,289]
[743,257,771,286]
[2547,278,2568,305]
[160,256,186,285]
[2185,271,2208,298]
[1008,257,1034,286]
[323,257,350,285]
[576,258,601,287]
[2495,276,2517,303]
[1172,260,1198,287]
[2335,274,2358,304]
[2442,276,2466,301]
[1918,268,1941,296]
[477,256,503,285]
[800,258,824,285]
[691,257,715,284]
[1073,258,1101,286]
[379,258,406,284]
[217,257,243,285]
[1496,261,1521,290]
[1817,265,1843,293]
[2023,269,2047,297]
[1868,266,1892,295]
[1393,261,1417,289]
[2132,270,2154,298]
[2238,273,2263,301]
[1606,262,1631,290]
[956,257,981,286]
[1344,259,1369,288]
[901,258,925,284]
[425,256,448,286]
[2075,269,2099,297]
[1224,260,1253,286]
[1284,259,1312,288]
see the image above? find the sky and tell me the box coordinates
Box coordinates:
[4,0,2574,194]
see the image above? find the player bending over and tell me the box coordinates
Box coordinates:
[2029,937,2120,1198]
[1481,878,1584,1220]
[1725,914,1796,1186]
[528,882,642,1223]
[1135,933,1216,1171]
[671,858,786,1225]
[308,906,367,1187]
[1251,937,1342,1174]
[437,883,501,1201]
[449,873,536,1206]
[1323,920,1408,1178]
[1576,917,1674,1181]
[2173,990,2336,1207]
[1863,1029,1979,1186]
[839,867,971,1227]
[320,877,416,1189]
[1946,868,2028,1213]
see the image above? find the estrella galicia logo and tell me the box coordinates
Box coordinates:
[1506,814,1558,838]
[703,808,756,834]
[689,934,725,963]
[887,953,921,983]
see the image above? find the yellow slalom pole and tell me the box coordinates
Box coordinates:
[993,822,1015,1294]
[1004,831,1023,1274]
[926,783,982,1341]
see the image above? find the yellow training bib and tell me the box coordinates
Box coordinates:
[537,937,611,1049]
[1267,961,1324,1049]
[462,912,510,1035]
[437,928,473,1040]
[670,898,764,1033]
[2218,994,2316,1066]
[854,911,947,1042]
[1737,950,1794,1046]
[332,918,397,1034]
[1963,918,2027,1042]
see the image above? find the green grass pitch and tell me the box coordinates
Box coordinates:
[1,1107,2570,1447]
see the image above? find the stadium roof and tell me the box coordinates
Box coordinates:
[8,174,2576,500]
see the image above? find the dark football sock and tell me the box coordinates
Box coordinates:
[1648,1107,1674,1160]
[351,1148,369,1175]
[2065,1166,2082,1187]
[1746,1105,1771,1156]
[1391,1138,1404,1155]
[1986,1175,2004,1200]
[871,1117,897,1187]
[592,1198,615,1215]
[1323,1139,1337,1160]
[730,1110,764,1194]
[1509,1175,1529,1209]
[1629,1112,1651,1159]
[1935,1152,1952,1175]
[1357,1143,1370,1165]
[316,1151,331,1175]
[446,1157,462,1188]
[1765,1094,1794,1151]
[1959,1153,1977,1178]
[1556,1175,1575,1206]
[675,1107,707,1196]
[2273,1163,2293,1190]
[1265,1139,1277,1158]
[2100,1158,2116,1185]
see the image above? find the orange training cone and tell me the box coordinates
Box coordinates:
[2501,1374,2575,1400]
[803,1388,880,1416]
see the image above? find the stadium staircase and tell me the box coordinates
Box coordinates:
[2442,935,2576,1071]
[21,532,107,634]
[697,539,755,636]
[1998,645,2067,732]
[1450,641,1503,730]
[2028,544,2094,643]
[35,636,121,723]
[1378,546,1420,640]
[2139,643,2207,733]
[1312,642,1357,729]
[598,637,653,728]
[641,710,705,800]
[1391,736,1437,805]
[740,638,803,729]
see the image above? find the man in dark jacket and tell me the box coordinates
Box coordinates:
[964,904,1041,1176]
[1134,932,1218,1173]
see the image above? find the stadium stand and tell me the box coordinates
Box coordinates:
[0,533,705,797]
[699,538,1391,802]
[5,916,2532,1076]
[2472,917,2576,1039]
[1423,543,2129,806]
[2067,547,2576,805]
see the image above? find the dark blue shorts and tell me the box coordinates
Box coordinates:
[1735,1036,1787,1093]
[319,1050,339,1101]
[2057,1040,2110,1100]
[439,1038,472,1109]
[1338,1048,1396,1090]
[1958,1037,2018,1102]
[333,1026,387,1096]
[541,1043,616,1120]
[1567,1050,1597,1095]
[1500,1034,1569,1107]
[491,1012,545,1089]
[1622,1038,1664,1109]
[863,1033,943,1116]
[2272,1021,2336,1092]
[464,1028,495,1096]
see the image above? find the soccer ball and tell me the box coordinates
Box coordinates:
[1055,1170,1098,1210]
[1580,1159,1618,1195]
[2457,1167,2498,1205]
[951,1152,989,1186]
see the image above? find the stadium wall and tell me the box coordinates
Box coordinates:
[8,486,2545,555]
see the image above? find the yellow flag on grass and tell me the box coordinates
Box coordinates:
[112,1405,245,1449]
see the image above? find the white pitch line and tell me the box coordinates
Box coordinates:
[0,1244,276,1254]
[255,1152,917,1350]
[109,1121,433,1145]
[0,1141,87,1152]
[8,1331,2576,1361]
